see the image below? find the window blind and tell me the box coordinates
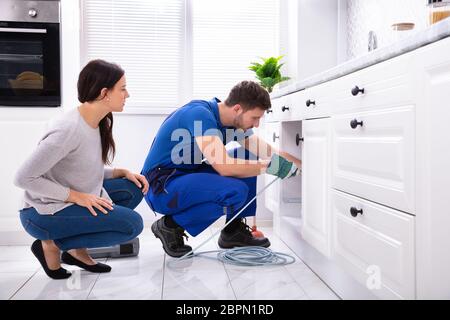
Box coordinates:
[82,0,185,108]
[82,0,279,109]
[192,0,279,100]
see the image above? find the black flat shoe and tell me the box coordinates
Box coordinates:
[61,251,112,273]
[31,240,71,280]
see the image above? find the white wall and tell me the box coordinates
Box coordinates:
[346,0,428,59]
[279,0,340,85]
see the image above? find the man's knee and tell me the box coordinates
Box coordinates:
[223,179,249,208]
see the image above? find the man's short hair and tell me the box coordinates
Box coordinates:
[224,80,271,111]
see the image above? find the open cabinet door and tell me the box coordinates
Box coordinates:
[301,117,332,257]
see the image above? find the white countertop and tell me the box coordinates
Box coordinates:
[270,18,450,99]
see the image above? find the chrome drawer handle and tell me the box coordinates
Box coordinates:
[281,106,290,112]
[350,119,364,129]
[351,85,365,96]
[350,207,363,217]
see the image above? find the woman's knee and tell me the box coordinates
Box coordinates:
[19,209,51,240]
[123,179,144,209]
[115,208,144,237]
[106,178,144,209]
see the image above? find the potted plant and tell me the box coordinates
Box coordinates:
[249,56,290,93]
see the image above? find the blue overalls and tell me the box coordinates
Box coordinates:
[141,98,257,236]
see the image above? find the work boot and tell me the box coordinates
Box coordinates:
[151,216,192,257]
[218,218,271,249]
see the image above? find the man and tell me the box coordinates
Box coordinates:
[141,81,301,257]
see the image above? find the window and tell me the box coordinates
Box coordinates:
[82,0,279,111]
[192,0,279,100]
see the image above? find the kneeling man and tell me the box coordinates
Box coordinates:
[141,81,300,257]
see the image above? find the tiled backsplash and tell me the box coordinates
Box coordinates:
[347,0,428,59]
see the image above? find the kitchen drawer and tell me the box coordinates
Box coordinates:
[268,95,287,122]
[332,106,415,214]
[332,190,415,300]
[333,53,414,113]
[303,80,336,119]
[266,97,282,122]
[274,94,293,121]
[279,90,307,121]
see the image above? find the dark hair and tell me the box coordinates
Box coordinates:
[77,59,124,165]
[224,80,271,111]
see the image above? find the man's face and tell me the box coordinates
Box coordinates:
[233,105,266,130]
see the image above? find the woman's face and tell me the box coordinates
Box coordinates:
[106,75,130,112]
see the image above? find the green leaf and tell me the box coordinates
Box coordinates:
[248,55,290,92]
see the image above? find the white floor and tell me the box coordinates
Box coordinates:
[0,227,340,300]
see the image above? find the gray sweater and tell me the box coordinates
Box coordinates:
[14,108,114,215]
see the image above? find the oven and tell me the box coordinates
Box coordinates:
[0,0,61,107]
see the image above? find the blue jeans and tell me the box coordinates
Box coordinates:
[19,178,144,251]
[145,147,257,236]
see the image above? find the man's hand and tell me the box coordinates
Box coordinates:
[266,154,299,179]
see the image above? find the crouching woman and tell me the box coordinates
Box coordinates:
[14,59,148,279]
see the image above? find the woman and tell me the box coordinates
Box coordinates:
[14,59,149,279]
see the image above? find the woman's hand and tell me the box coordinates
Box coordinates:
[124,170,149,195]
[67,190,114,216]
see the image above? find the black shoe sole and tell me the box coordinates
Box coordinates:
[151,222,192,258]
[218,238,271,249]
[61,251,112,273]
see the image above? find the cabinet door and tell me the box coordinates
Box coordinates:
[264,122,281,216]
[414,37,450,299]
[301,117,331,257]
[332,106,415,214]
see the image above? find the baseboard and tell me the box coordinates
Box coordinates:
[0,230,34,245]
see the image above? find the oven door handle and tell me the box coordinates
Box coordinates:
[0,27,47,34]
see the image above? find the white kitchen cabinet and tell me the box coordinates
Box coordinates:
[264,121,281,232]
[0,109,63,245]
[269,95,287,122]
[332,190,415,300]
[414,37,450,299]
[304,80,336,119]
[278,121,303,243]
[289,89,307,121]
[265,97,280,123]
[276,94,294,122]
[301,117,332,257]
[267,36,450,300]
[332,106,416,214]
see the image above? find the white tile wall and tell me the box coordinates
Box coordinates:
[347,0,428,58]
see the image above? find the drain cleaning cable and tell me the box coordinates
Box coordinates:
[167,176,296,268]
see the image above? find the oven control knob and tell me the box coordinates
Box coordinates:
[28,8,38,18]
